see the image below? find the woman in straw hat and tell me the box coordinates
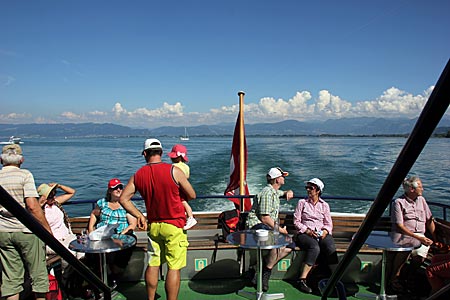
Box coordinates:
[38,182,82,258]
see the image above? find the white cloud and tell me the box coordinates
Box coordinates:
[353,87,429,116]
[112,102,127,118]
[241,90,352,122]
[88,111,108,116]
[0,75,15,87]
[0,112,31,122]
[61,111,82,120]
[316,90,352,116]
[1,85,444,128]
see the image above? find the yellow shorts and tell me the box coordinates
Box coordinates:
[147,222,189,270]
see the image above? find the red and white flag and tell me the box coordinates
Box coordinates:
[224,112,252,211]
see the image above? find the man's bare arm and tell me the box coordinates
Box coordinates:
[120,175,147,230]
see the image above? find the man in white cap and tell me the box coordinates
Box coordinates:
[246,167,294,292]
[120,138,196,300]
[0,144,52,300]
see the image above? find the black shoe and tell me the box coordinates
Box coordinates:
[261,268,272,292]
[390,277,407,294]
[298,279,312,294]
[250,271,257,287]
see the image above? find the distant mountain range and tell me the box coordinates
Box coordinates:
[1,117,450,138]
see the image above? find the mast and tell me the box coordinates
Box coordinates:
[238,91,245,209]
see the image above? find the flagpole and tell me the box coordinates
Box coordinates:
[238,91,245,211]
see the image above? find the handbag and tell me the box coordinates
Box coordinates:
[46,274,62,300]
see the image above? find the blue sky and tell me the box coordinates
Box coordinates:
[1,0,449,128]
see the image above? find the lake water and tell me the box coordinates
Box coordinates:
[16,136,450,217]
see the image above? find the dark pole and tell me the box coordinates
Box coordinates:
[321,59,450,299]
[0,185,111,300]
[426,281,450,300]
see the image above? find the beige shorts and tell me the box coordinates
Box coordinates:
[411,233,430,258]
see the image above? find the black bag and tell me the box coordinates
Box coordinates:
[218,209,241,242]
[61,259,96,299]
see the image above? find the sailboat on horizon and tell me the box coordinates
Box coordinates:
[180,127,189,141]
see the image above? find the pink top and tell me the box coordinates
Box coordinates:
[391,195,432,234]
[293,198,333,235]
[44,203,70,240]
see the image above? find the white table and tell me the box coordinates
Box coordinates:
[69,233,136,285]
[227,230,290,300]
[363,231,421,300]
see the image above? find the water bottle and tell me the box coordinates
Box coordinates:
[273,220,279,235]
[315,229,323,241]
[80,229,88,244]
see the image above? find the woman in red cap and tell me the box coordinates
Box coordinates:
[87,178,137,281]
[168,144,197,230]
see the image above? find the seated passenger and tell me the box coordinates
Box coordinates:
[87,178,137,280]
[389,176,435,293]
[38,182,83,258]
[293,178,338,294]
[246,167,294,292]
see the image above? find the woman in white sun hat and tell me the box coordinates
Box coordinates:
[293,178,338,294]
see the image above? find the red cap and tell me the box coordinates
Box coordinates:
[167,144,189,162]
[108,178,123,189]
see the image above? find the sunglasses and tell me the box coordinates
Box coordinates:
[112,185,123,191]
[305,186,316,191]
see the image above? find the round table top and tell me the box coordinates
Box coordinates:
[69,234,136,254]
[364,230,422,252]
[227,229,290,250]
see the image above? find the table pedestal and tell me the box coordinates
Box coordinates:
[237,247,285,300]
[355,231,419,300]
[355,251,398,300]
[69,234,135,293]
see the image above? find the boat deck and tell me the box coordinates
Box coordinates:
[57,210,450,300]
[81,278,429,300]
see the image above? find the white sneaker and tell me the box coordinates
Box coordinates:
[184,217,197,230]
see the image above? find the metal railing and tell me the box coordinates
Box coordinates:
[0,186,112,300]
[64,194,449,220]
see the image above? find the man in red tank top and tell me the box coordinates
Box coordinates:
[119,138,196,300]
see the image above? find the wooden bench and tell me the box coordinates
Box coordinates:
[69,213,236,251]
[68,212,393,255]
[187,211,392,254]
[280,212,391,254]
[46,254,62,269]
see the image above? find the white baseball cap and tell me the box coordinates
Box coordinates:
[142,138,163,154]
[306,178,324,192]
[267,167,289,179]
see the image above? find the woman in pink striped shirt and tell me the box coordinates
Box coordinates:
[293,178,338,294]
